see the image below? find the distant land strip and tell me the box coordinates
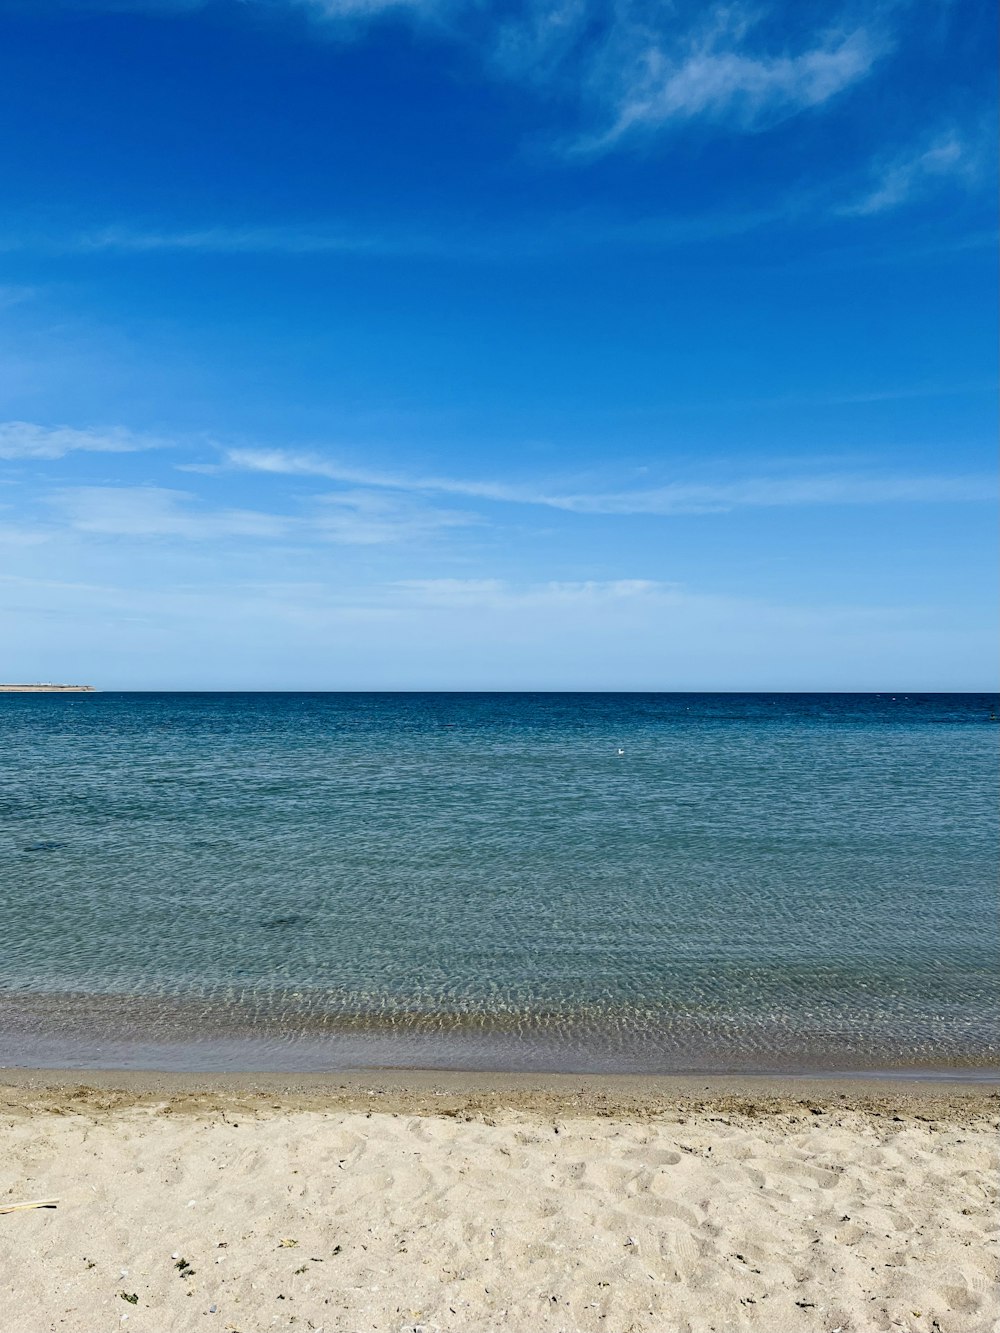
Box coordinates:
[0,684,95,692]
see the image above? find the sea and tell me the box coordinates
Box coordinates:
[1,692,997,1076]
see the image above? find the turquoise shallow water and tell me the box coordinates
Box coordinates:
[1,692,997,1074]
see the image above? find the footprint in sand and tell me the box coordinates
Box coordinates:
[638,1149,682,1167]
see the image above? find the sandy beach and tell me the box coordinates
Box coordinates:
[0,1070,995,1333]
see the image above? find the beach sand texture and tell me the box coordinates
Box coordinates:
[0,1078,996,1333]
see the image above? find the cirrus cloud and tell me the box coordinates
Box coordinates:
[842,131,984,216]
[218,446,997,516]
[0,420,162,461]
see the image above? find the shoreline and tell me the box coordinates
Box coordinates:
[3,1065,997,1120]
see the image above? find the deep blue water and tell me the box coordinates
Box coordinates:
[1,692,997,1074]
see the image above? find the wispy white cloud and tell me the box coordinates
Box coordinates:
[61,222,434,257]
[0,208,792,260]
[11,428,990,543]
[842,131,983,216]
[221,446,996,514]
[575,14,881,153]
[296,0,434,16]
[490,0,591,86]
[313,488,478,543]
[553,472,996,513]
[49,486,290,540]
[0,420,161,460]
[396,576,672,608]
[222,447,545,503]
[43,482,477,545]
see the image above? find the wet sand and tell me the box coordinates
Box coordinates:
[1,1064,997,1116]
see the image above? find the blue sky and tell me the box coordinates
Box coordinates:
[0,0,996,689]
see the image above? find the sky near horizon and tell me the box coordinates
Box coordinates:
[0,0,997,690]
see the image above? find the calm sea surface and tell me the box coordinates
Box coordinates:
[1,692,997,1075]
